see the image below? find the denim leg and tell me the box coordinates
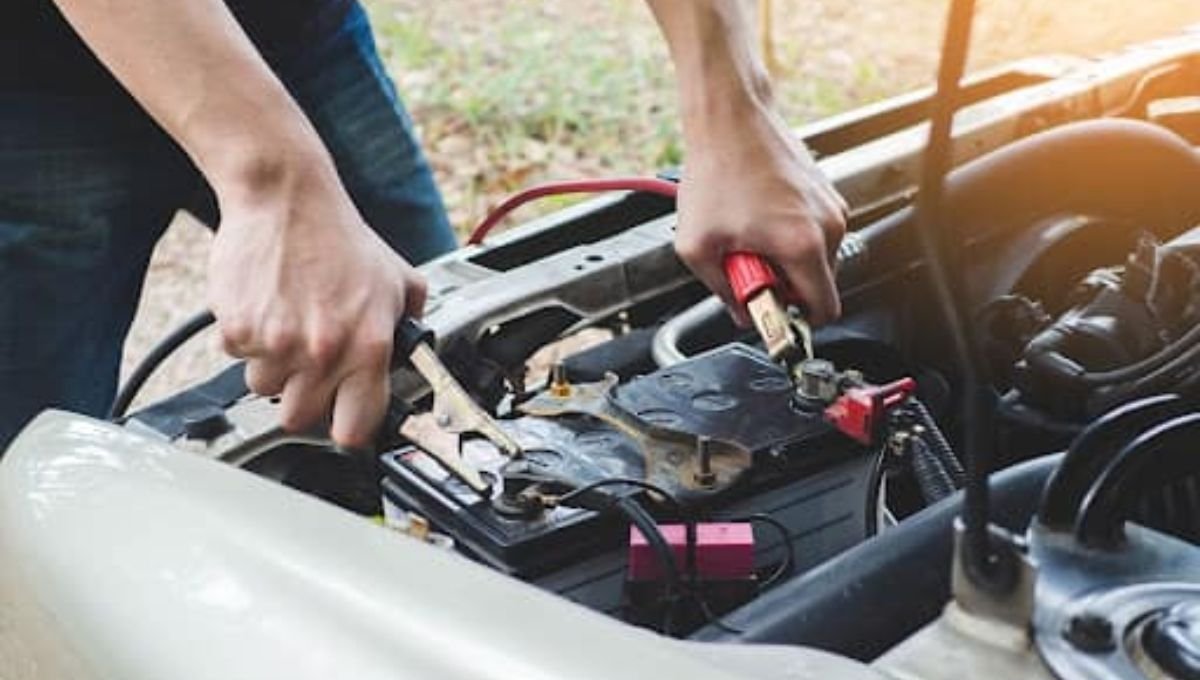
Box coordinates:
[280,3,458,265]
[0,94,195,446]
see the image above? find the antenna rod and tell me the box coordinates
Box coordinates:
[914,0,1010,591]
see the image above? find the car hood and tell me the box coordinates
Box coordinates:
[0,411,880,680]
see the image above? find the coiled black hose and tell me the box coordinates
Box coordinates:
[899,399,966,504]
[910,438,958,503]
[910,399,965,487]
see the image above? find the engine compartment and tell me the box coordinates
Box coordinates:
[113,27,1200,677]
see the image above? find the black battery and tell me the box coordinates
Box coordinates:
[380,344,878,581]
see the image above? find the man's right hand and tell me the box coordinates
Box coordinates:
[207,158,426,449]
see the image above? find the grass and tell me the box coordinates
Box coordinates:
[367,1,687,231]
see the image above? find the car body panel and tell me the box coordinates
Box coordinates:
[0,411,882,679]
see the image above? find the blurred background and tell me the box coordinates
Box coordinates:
[123,0,1200,407]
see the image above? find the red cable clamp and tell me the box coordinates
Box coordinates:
[723,252,778,306]
[824,377,917,446]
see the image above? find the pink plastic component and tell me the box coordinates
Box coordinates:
[627,522,756,582]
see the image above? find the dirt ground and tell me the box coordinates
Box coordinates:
[121,0,1200,408]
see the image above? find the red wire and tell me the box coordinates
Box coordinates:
[466,177,679,245]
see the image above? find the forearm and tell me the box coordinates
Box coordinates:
[51,0,333,204]
[645,1,846,325]
[643,0,776,142]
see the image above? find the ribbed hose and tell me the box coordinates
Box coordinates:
[1135,476,1200,544]
[910,438,958,503]
[900,399,965,504]
[910,399,965,487]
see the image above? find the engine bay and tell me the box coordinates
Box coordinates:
[112,24,1200,678]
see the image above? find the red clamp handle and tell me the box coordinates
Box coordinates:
[723,252,778,307]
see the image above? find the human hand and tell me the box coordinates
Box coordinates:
[207,160,425,448]
[674,107,847,327]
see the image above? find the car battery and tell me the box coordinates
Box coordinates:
[380,344,879,586]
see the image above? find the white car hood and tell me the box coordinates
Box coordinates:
[0,411,882,680]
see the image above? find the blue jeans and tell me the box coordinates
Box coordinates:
[0,3,456,448]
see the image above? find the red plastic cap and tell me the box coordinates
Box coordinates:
[628,522,756,582]
[824,377,917,446]
[723,252,778,306]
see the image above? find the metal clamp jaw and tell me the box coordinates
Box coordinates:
[390,317,522,495]
[723,252,814,379]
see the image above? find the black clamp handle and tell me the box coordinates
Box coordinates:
[392,317,435,369]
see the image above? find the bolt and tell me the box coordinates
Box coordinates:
[694,436,717,487]
[407,514,431,542]
[888,431,912,458]
[798,359,838,402]
[549,362,572,397]
[1064,613,1116,654]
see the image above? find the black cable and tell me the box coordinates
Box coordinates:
[1036,394,1187,530]
[697,597,745,636]
[1108,342,1200,397]
[683,513,794,635]
[721,513,796,590]
[614,497,682,635]
[555,477,683,514]
[909,399,965,487]
[1075,323,1200,386]
[916,0,1011,591]
[108,309,217,421]
[897,398,964,504]
[560,480,796,627]
[910,438,959,503]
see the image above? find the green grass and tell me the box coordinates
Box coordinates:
[365,0,861,233]
[363,0,1200,236]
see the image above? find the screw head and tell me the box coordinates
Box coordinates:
[694,435,717,487]
[1064,613,1116,654]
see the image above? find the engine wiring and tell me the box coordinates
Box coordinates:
[551,474,800,636]
[550,477,683,513]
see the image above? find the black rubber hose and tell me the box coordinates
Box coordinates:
[1075,412,1200,548]
[909,399,965,487]
[855,119,1200,297]
[1037,393,1189,530]
[1099,340,1200,398]
[941,120,1200,245]
[108,309,217,421]
[910,437,958,503]
[1027,322,1200,390]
